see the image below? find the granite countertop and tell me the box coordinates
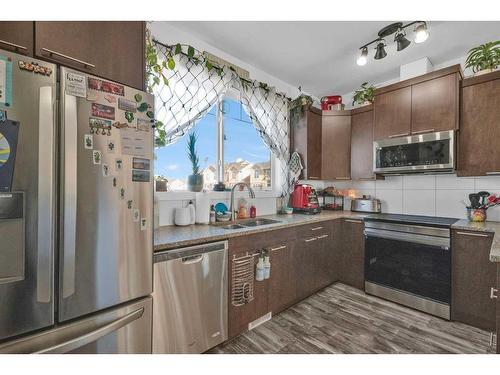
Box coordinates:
[451,220,500,262]
[154,211,369,252]
[154,212,500,263]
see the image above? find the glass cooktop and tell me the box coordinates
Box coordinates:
[364,214,459,228]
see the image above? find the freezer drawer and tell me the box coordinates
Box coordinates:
[0,296,152,354]
[153,241,228,354]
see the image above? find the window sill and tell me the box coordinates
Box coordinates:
[155,190,280,201]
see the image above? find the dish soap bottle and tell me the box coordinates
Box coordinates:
[250,204,256,218]
[209,204,216,224]
[256,256,265,282]
[238,198,248,219]
[263,255,271,279]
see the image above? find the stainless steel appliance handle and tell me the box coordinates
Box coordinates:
[490,287,498,299]
[37,86,54,303]
[365,228,450,248]
[486,171,500,176]
[0,39,28,51]
[388,132,410,138]
[182,254,204,264]
[412,128,435,135]
[62,94,78,298]
[41,48,95,68]
[36,307,144,354]
[455,231,490,238]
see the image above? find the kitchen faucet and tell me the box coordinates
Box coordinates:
[230,182,256,221]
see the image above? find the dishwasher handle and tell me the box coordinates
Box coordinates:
[154,240,228,263]
[182,254,204,264]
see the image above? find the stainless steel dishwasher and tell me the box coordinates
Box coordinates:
[152,241,228,354]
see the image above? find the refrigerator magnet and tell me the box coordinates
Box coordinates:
[92,150,101,165]
[88,77,124,96]
[91,103,115,120]
[133,209,140,222]
[86,91,99,102]
[112,177,117,188]
[140,218,147,231]
[127,200,132,209]
[84,134,93,149]
[120,187,125,199]
[118,98,137,113]
[134,93,142,103]
[125,111,134,123]
[136,118,151,132]
[65,72,87,98]
[137,102,149,113]
[102,163,109,177]
[104,94,116,104]
[107,139,116,153]
[115,158,123,171]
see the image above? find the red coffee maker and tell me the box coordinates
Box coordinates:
[292,183,321,214]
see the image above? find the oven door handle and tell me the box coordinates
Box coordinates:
[364,228,450,249]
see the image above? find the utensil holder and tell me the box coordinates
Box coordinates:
[467,208,487,222]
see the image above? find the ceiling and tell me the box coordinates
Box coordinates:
[168,21,500,97]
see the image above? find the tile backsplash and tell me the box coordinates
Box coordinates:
[307,174,500,221]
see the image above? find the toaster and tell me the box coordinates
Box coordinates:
[351,197,381,213]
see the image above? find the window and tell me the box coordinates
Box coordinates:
[155,93,274,192]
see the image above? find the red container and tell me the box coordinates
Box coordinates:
[321,95,342,110]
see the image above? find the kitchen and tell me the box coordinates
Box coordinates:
[1,3,500,374]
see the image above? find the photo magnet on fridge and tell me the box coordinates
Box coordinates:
[0,119,20,192]
[127,200,132,209]
[140,218,147,231]
[132,157,150,170]
[88,77,124,96]
[91,103,115,120]
[132,169,150,182]
[84,134,93,149]
[133,209,140,222]
[92,150,102,165]
[118,97,137,113]
[136,118,151,132]
[65,72,87,98]
[102,163,109,177]
[104,94,116,104]
[107,139,116,153]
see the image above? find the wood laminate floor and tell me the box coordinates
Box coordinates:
[209,283,495,354]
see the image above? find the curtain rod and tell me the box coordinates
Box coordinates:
[152,39,291,101]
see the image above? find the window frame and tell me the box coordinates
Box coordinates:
[155,88,281,199]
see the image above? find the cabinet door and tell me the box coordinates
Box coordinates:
[321,113,351,180]
[351,109,374,180]
[452,230,496,331]
[458,75,500,177]
[294,236,318,300]
[339,219,365,290]
[35,22,145,90]
[0,22,34,56]
[306,110,323,180]
[269,242,294,314]
[315,220,340,289]
[373,87,411,140]
[411,74,459,134]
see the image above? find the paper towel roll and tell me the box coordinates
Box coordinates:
[195,191,210,224]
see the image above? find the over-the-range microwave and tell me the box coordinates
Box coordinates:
[373,130,455,174]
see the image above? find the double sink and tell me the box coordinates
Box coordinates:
[218,218,281,230]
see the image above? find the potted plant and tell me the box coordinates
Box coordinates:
[186,131,204,192]
[465,41,500,76]
[352,82,375,106]
[155,175,168,192]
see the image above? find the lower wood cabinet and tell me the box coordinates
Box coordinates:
[452,229,496,331]
[497,266,500,354]
[338,218,365,290]
[268,241,295,315]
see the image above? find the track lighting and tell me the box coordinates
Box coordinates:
[356,47,368,66]
[374,42,387,60]
[414,22,429,44]
[356,21,429,66]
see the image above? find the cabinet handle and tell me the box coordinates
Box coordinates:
[308,176,319,179]
[311,226,324,231]
[317,234,329,239]
[412,128,435,135]
[455,231,490,238]
[388,132,410,138]
[335,177,351,180]
[304,237,317,242]
[345,219,363,224]
[41,48,95,69]
[0,39,27,51]
[490,287,498,299]
[270,245,286,252]
[490,332,497,347]
[486,171,500,176]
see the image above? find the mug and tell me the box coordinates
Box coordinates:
[174,207,192,226]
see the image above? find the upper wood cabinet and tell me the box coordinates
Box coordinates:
[35,22,145,90]
[291,106,322,180]
[321,110,351,180]
[351,105,375,180]
[373,65,462,140]
[373,86,411,140]
[0,22,34,57]
[451,229,496,331]
[458,71,500,177]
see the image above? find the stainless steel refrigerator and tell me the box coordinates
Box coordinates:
[0,50,153,353]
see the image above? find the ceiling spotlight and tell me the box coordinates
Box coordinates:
[356,47,368,66]
[414,22,429,44]
[395,29,411,51]
[374,42,387,60]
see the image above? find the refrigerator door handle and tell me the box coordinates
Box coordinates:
[36,307,144,354]
[62,94,78,298]
[37,86,54,303]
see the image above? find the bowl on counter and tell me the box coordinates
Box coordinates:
[216,212,232,222]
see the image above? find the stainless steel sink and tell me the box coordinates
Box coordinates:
[220,224,246,230]
[241,218,281,227]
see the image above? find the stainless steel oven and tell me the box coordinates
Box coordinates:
[364,219,452,319]
[373,130,455,174]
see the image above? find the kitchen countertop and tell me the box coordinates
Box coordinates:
[154,212,500,263]
[451,220,500,262]
[154,211,369,252]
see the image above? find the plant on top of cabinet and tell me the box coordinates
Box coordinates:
[352,82,375,106]
[289,94,314,125]
[186,131,204,192]
[465,40,500,76]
